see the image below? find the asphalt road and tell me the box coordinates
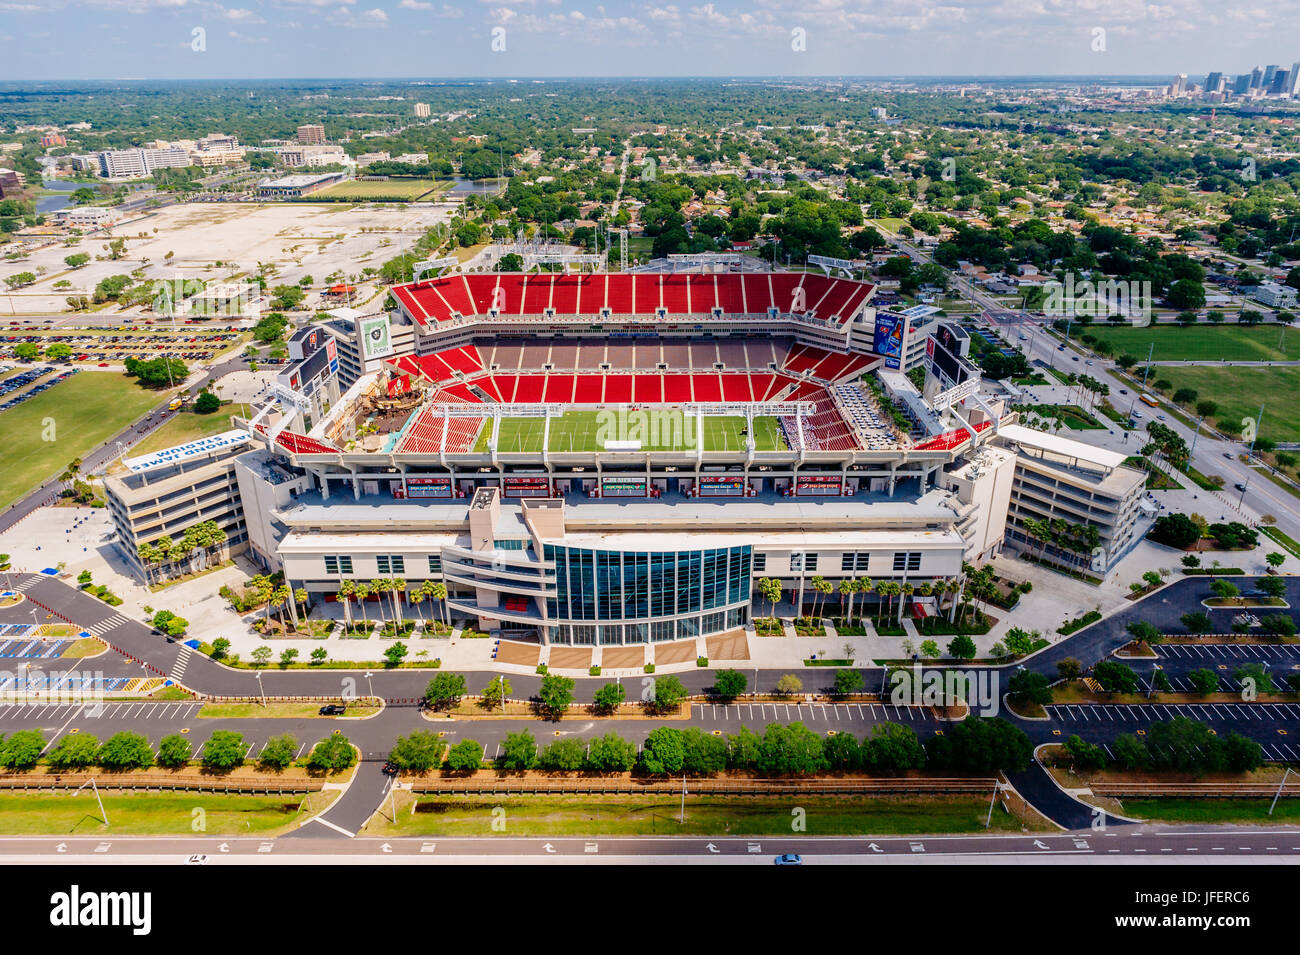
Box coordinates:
[6,573,1300,850]
[4,827,1300,862]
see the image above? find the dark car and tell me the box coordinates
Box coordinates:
[318,703,346,716]
[1234,483,1247,492]
[381,761,399,776]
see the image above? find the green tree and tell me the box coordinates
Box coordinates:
[1008,670,1053,707]
[832,668,865,696]
[647,674,688,713]
[538,738,586,771]
[201,730,247,772]
[156,734,192,768]
[591,681,625,714]
[446,739,483,772]
[258,733,298,771]
[823,731,862,771]
[479,675,512,710]
[757,722,826,775]
[0,730,44,769]
[947,634,977,659]
[388,731,446,771]
[383,641,408,666]
[1188,668,1220,696]
[424,672,467,709]
[1057,657,1082,681]
[499,731,537,770]
[48,733,100,770]
[638,727,686,775]
[712,669,747,700]
[1062,734,1108,771]
[96,731,154,771]
[586,732,636,773]
[537,673,575,715]
[1092,660,1139,694]
[862,722,927,771]
[307,734,357,771]
[924,717,1032,773]
[775,674,803,696]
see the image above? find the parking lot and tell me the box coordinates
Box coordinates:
[1158,643,1300,663]
[0,327,241,366]
[1046,701,1300,724]
[691,701,940,728]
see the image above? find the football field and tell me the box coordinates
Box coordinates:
[474,410,787,453]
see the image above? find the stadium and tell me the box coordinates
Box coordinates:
[114,264,1149,666]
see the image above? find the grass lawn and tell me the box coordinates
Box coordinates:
[363,793,1033,837]
[0,791,337,836]
[1119,798,1300,825]
[198,700,381,719]
[311,178,443,202]
[477,410,785,453]
[114,409,237,465]
[1084,324,1300,362]
[1152,365,1300,443]
[0,371,168,509]
[1262,525,1300,561]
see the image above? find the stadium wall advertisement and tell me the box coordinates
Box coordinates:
[874,313,904,369]
[405,477,452,498]
[795,474,842,496]
[360,315,394,360]
[503,476,551,498]
[601,477,648,497]
[699,476,745,497]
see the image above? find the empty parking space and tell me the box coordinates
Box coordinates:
[1160,644,1300,663]
[1046,702,1300,724]
[691,701,937,727]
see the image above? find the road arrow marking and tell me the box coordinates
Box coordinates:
[868,843,882,853]
[706,843,719,854]
[543,843,556,854]
[1033,840,1050,850]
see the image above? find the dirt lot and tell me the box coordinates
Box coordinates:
[1,200,456,315]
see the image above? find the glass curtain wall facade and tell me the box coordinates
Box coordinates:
[544,544,752,645]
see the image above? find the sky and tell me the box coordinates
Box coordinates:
[1,0,1298,81]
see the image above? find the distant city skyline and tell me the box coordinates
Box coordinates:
[1,0,1299,82]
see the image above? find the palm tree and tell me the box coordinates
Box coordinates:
[429,581,448,628]
[137,542,157,587]
[273,584,292,633]
[852,577,873,625]
[947,576,964,623]
[837,578,852,619]
[369,578,388,627]
[391,577,407,625]
[806,574,826,621]
[337,579,355,628]
[877,581,900,622]
[354,583,371,628]
[898,581,915,624]
[295,588,309,623]
[408,586,426,624]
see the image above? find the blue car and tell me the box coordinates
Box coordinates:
[774,854,803,866]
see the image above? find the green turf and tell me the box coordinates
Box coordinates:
[475,410,787,453]
[1084,324,1300,362]
[311,178,444,202]
[1151,365,1300,443]
[0,371,168,509]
